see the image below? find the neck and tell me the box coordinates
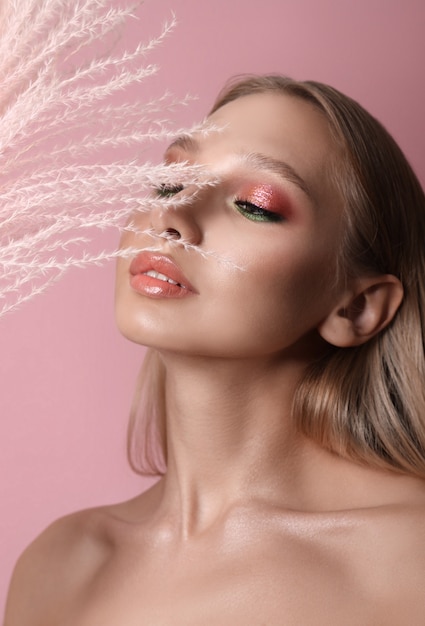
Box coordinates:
[154,351,311,533]
[137,351,425,541]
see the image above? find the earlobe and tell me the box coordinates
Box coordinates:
[318,275,404,347]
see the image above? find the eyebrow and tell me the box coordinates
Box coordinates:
[240,151,312,199]
[166,135,312,200]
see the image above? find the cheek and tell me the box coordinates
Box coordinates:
[208,242,338,352]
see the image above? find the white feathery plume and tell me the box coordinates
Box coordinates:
[0,0,225,317]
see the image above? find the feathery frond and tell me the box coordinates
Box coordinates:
[0,0,222,316]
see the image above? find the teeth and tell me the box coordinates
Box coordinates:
[144,270,179,285]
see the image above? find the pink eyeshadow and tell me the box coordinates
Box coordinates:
[243,184,291,216]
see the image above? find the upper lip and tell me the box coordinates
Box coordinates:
[129,251,197,292]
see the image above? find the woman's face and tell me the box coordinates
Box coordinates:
[115,92,344,359]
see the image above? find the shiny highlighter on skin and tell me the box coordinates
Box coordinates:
[127,181,293,300]
[234,183,292,223]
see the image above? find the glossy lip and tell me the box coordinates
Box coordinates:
[129,251,197,299]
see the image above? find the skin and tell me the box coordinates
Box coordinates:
[5,93,425,625]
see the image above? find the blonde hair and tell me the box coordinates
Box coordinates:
[128,75,425,478]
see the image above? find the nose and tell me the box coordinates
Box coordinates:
[149,193,202,245]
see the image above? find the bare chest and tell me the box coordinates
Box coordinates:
[62,530,415,626]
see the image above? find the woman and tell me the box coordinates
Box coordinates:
[5,75,425,624]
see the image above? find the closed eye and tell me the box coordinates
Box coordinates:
[155,184,184,198]
[234,200,284,223]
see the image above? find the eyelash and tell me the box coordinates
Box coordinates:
[154,186,284,224]
[234,200,284,223]
[155,184,184,198]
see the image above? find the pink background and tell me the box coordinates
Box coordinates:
[1,0,425,614]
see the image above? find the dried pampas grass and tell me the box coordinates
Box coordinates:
[0,0,216,316]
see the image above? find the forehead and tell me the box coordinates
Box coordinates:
[211,92,332,160]
[170,93,336,203]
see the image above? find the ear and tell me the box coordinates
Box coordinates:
[318,275,404,347]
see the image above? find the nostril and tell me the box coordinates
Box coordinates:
[161,228,181,240]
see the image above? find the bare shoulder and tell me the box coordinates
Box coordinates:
[377,499,425,576]
[3,505,120,626]
[350,497,425,621]
[367,495,425,563]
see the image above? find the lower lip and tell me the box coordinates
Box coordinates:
[130,273,194,299]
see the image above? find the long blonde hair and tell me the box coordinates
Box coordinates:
[128,75,425,478]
